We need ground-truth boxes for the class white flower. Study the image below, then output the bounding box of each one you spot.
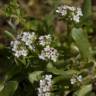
[14,49,28,57]
[11,39,28,58]
[45,75,52,81]
[20,49,28,56]
[21,32,36,50]
[68,6,76,11]
[39,54,46,60]
[40,80,46,87]
[39,46,59,62]
[11,40,22,57]
[77,8,83,16]
[70,75,83,85]
[70,78,76,85]
[11,32,37,57]
[56,5,67,16]
[38,75,52,96]
[56,5,83,23]
[14,50,21,58]
[72,8,83,23]
[73,15,80,23]
[11,40,20,52]
[77,75,82,82]
[39,34,52,46]
[21,32,36,43]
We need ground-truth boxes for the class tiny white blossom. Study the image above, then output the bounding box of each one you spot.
[70,75,83,85]
[73,15,80,23]
[21,32,36,50]
[11,40,20,52]
[39,54,46,60]
[72,8,83,23]
[77,75,82,82]
[14,50,21,58]
[38,75,52,96]
[39,34,52,46]
[11,40,28,57]
[11,32,37,57]
[14,49,28,57]
[70,78,76,85]
[56,5,83,23]
[20,49,28,56]
[77,8,83,16]
[56,5,67,16]
[68,6,76,11]
[45,75,52,81]
[21,32,36,43]
[39,46,59,62]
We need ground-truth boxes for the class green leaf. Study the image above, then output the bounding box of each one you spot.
[4,31,15,40]
[82,0,92,30]
[0,79,5,92]
[47,63,65,75]
[74,84,92,96]
[52,76,68,84]
[47,63,78,76]
[71,28,92,60]
[0,83,4,92]
[0,44,6,50]
[28,71,43,84]
[83,0,92,18]
[0,81,18,96]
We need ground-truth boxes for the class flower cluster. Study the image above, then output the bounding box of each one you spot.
[11,40,28,57]
[39,34,52,46]
[38,75,52,96]
[11,32,59,62]
[38,34,59,62]
[21,32,36,50]
[39,46,59,62]
[11,32,36,57]
[70,75,83,84]
[56,5,83,23]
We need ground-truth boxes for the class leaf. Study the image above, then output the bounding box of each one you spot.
[28,71,43,84]
[47,63,78,76]
[4,31,15,40]
[0,81,18,96]
[74,84,92,96]
[71,28,92,60]
[52,76,69,84]
[47,63,65,75]
[0,44,6,50]
[0,79,5,92]
[0,84,4,92]
[82,0,92,31]
[83,0,92,18]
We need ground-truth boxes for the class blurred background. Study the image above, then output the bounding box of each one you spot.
[0,0,96,45]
